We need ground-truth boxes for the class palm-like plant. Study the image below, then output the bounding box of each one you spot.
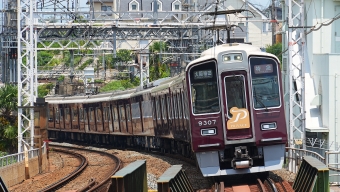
[149,41,170,81]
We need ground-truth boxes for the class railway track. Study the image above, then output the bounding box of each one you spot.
[41,144,121,192]
[215,173,294,192]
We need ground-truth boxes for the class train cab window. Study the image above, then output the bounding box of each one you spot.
[225,75,247,117]
[250,57,280,109]
[96,107,101,122]
[79,108,84,122]
[89,107,94,122]
[189,61,219,114]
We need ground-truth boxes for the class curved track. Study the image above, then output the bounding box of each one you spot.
[38,148,88,192]
[43,144,121,192]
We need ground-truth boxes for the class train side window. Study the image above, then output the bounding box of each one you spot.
[167,96,171,120]
[103,107,109,122]
[119,105,125,121]
[224,75,247,118]
[174,94,178,119]
[152,99,157,120]
[49,109,54,122]
[131,102,141,120]
[177,93,182,119]
[156,99,161,120]
[79,108,84,122]
[113,106,118,122]
[89,107,94,122]
[142,100,152,118]
[72,108,78,121]
[162,97,166,120]
[96,107,102,122]
[126,104,131,122]
[181,92,186,119]
[65,108,69,121]
[84,108,88,121]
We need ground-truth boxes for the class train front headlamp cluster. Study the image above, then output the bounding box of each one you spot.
[222,53,243,62]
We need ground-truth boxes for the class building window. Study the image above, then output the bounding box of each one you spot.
[101,5,112,11]
[263,22,272,32]
[129,0,139,11]
[151,0,162,11]
[172,0,181,11]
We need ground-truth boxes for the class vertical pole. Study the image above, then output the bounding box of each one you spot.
[272,0,276,45]
[245,0,248,43]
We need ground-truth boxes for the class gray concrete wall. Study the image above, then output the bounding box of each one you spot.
[0,153,48,187]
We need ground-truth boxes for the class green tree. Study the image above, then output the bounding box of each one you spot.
[0,84,18,153]
[149,41,170,81]
[265,42,282,64]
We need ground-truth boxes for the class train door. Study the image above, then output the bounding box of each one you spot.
[141,99,154,135]
[59,105,65,130]
[161,96,169,134]
[131,101,143,134]
[221,70,253,141]
[64,107,71,130]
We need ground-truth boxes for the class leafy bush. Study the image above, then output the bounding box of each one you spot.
[38,83,54,97]
[265,43,282,64]
[100,79,137,92]
[37,51,54,66]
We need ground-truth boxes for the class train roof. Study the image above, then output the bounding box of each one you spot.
[185,43,278,71]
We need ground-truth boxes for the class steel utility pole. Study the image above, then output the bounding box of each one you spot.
[271,0,276,44]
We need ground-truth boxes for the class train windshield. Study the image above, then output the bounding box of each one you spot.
[189,61,219,114]
[224,75,247,117]
[250,57,280,109]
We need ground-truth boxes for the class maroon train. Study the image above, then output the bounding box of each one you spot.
[46,43,287,176]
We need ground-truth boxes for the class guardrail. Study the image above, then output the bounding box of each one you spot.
[110,160,148,192]
[0,142,47,167]
[292,156,329,192]
[157,165,194,192]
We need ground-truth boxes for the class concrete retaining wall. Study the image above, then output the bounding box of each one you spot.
[0,153,48,187]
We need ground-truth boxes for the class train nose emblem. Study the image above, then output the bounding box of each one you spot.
[227,107,250,129]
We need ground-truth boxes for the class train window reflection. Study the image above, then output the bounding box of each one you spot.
[189,61,219,115]
[250,57,280,109]
[225,75,247,117]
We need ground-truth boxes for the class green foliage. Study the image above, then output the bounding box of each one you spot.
[94,79,104,83]
[0,85,18,153]
[38,83,54,97]
[100,79,136,92]
[265,43,282,64]
[57,75,65,82]
[79,58,94,70]
[149,41,170,81]
[37,51,54,66]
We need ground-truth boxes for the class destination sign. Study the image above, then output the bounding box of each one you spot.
[194,70,213,79]
[254,64,273,74]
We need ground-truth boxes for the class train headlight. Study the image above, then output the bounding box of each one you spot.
[261,122,277,130]
[222,53,243,62]
[201,128,216,136]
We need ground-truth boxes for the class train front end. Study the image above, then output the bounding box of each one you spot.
[186,44,287,177]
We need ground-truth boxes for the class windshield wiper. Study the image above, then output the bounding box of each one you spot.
[254,90,268,111]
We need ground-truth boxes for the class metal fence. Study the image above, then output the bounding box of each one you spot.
[0,142,47,167]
